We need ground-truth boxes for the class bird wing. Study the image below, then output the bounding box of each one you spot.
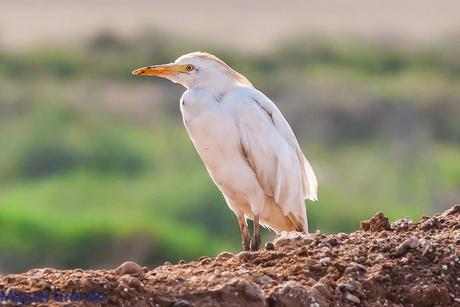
[234,86,318,228]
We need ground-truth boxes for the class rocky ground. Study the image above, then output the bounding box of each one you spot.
[0,206,459,306]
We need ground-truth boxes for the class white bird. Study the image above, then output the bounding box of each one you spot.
[132,52,318,251]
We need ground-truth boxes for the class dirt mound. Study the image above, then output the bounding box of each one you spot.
[0,206,459,306]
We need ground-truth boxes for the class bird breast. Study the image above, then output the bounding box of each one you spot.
[179,89,244,178]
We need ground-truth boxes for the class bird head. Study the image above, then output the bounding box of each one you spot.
[132,52,252,91]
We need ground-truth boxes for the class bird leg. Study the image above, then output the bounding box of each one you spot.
[250,215,261,251]
[237,214,250,251]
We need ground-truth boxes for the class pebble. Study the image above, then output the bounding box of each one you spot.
[238,268,249,275]
[189,276,199,283]
[254,275,272,285]
[217,251,234,259]
[115,261,144,276]
[273,231,312,248]
[34,269,45,278]
[351,262,366,271]
[345,293,361,304]
[200,257,211,264]
[172,300,192,307]
[394,237,419,257]
[337,233,349,240]
[265,242,275,250]
[319,257,331,266]
[237,251,252,262]
[339,283,356,292]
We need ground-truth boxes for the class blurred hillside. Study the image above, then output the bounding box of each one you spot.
[2,0,460,51]
[0,32,459,273]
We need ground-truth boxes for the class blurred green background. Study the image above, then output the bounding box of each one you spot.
[0,0,459,273]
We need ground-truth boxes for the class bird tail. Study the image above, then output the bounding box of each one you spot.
[298,152,318,202]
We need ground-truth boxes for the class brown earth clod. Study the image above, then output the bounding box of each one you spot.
[360,211,391,232]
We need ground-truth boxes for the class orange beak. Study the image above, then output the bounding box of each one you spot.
[132,64,187,76]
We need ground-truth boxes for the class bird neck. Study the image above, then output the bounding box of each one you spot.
[191,78,239,97]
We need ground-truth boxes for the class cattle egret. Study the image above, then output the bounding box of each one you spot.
[132,52,318,251]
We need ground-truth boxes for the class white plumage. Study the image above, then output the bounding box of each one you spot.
[133,52,318,251]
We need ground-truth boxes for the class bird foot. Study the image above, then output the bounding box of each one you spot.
[242,240,250,251]
[250,236,260,251]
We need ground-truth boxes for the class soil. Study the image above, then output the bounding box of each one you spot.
[0,205,459,306]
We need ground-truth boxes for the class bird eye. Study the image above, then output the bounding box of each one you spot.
[185,64,195,72]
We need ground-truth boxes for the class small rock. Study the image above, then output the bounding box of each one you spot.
[189,276,199,283]
[345,293,361,304]
[119,275,141,288]
[337,233,349,240]
[178,260,186,265]
[199,257,211,264]
[420,217,440,230]
[265,242,275,250]
[392,217,413,229]
[172,300,192,307]
[443,204,459,216]
[115,261,144,276]
[455,234,460,244]
[327,237,338,246]
[319,257,331,266]
[273,231,312,248]
[34,269,45,278]
[218,280,265,303]
[269,281,317,307]
[237,251,252,262]
[255,275,273,285]
[394,237,419,257]
[339,283,356,292]
[217,251,234,259]
[238,268,249,275]
[351,262,366,272]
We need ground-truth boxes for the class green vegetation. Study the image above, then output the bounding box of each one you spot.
[0,33,459,272]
